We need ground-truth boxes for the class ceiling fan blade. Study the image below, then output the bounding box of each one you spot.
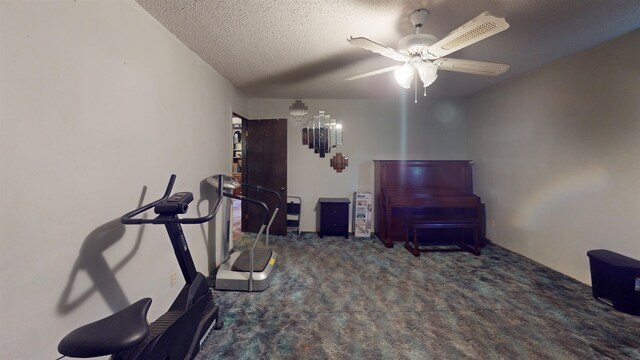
[347,37,409,62]
[434,58,510,76]
[345,65,400,81]
[426,12,509,59]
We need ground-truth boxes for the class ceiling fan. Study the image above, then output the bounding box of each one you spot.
[346,9,510,100]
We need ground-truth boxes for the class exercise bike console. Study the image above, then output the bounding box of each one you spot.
[154,192,194,215]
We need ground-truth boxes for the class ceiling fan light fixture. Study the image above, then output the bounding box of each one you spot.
[394,63,414,89]
[416,62,438,87]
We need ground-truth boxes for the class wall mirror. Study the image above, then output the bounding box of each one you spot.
[301,111,343,158]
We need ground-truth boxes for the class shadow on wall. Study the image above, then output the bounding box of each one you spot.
[56,187,147,315]
[197,178,220,276]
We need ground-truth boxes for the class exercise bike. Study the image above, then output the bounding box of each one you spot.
[207,175,279,292]
[58,174,225,359]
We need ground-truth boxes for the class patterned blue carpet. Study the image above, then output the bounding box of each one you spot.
[197,233,640,360]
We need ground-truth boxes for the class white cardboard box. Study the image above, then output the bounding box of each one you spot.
[353,192,372,238]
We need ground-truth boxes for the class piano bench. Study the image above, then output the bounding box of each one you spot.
[404,218,481,256]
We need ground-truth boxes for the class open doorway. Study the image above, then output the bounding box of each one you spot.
[231,114,244,237]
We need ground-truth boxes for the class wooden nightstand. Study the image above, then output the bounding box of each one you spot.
[317,198,350,238]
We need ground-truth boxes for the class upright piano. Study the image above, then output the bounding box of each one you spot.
[373,160,485,248]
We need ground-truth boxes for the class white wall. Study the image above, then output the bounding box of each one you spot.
[248,97,468,232]
[467,29,640,284]
[0,1,247,358]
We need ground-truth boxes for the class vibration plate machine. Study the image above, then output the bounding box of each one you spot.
[58,175,226,360]
[207,175,279,292]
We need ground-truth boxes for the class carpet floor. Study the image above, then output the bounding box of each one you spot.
[197,232,640,360]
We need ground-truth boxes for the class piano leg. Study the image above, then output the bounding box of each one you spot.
[473,227,481,255]
[404,222,420,257]
[458,227,481,255]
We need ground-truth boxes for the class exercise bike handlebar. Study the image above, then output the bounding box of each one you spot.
[223,189,272,292]
[121,174,225,225]
[240,183,281,248]
[241,183,281,210]
[223,192,270,226]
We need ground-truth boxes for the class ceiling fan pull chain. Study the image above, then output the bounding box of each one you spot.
[414,77,418,103]
[424,86,427,97]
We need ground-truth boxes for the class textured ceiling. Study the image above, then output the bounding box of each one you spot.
[136,0,640,99]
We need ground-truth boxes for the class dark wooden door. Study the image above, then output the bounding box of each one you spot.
[242,119,287,235]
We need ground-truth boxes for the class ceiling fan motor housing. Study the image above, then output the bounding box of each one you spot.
[401,9,436,56]
[409,9,429,28]
[398,34,438,55]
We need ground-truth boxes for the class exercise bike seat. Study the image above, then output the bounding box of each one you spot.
[58,297,152,358]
